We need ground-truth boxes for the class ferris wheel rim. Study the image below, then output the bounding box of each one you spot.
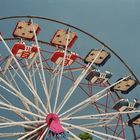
[0,15,139,85]
[0,16,139,140]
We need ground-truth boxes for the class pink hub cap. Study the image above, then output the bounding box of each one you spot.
[46,113,64,134]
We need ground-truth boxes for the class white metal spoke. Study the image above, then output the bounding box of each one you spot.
[0,116,13,123]
[2,56,13,74]
[24,62,43,116]
[0,120,45,127]
[59,75,131,117]
[0,77,46,117]
[9,63,48,114]
[0,84,45,120]
[0,125,35,130]
[61,109,140,121]
[0,94,31,121]
[7,68,31,113]
[79,122,126,129]
[53,28,71,113]
[28,135,39,140]
[34,61,52,113]
[56,46,105,114]
[0,115,35,130]
[0,34,48,113]
[48,68,57,98]
[27,66,39,121]
[48,63,64,99]
[0,85,44,120]
[0,107,44,122]
[62,67,84,74]
[28,134,39,140]
[38,127,48,140]
[28,52,39,70]
[0,132,25,138]
[61,103,89,119]
[31,64,41,117]
[0,101,45,120]
[88,133,105,140]
[63,127,81,140]
[17,123,47,140]
[61,121,125,140]
[31,19,51,113]
[63,92,109,119]
[8,68,19,83]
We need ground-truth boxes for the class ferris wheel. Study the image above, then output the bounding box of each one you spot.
[0,16,140,140]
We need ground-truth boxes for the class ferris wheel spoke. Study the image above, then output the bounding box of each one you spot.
[88,133,105,140]
[61,103,89,119]
[48,64,58,98]
[48,61,66,98]
[62,93,108,117]
[30,62,48,106]
[61,121,125,140]
[7,68,32,114]
[62,66,85,74]
[0,85,45,120]
[27,52,39,70]
[62,109,140,121]
[0,100,45,120]
[31,64,41,117]
[17,123,47,140]
[0,132,26,138]
[38,127,48,140]
[59,75,131,117]
[28,134,39,140]
[30,134,40,140]
[7,68,19,83]
[26,66,40,121]
[78,115,126,130]
[0,124,35,130]
[56,46,105,114]
[34,60,54,113]
[7,66,40,114]
[9,62,48,114]
[0,116,13,123]
[0,77,46,117]
[63,127,81,140]
[31,19,51,113]
[79,122,126,129]
[0,115,35,130]
[0,34,48,114]
[34,61,51,112]
[53,28,71,113]
[0,120,45,128]
[0,94,31,122]
[64,125,105,140]
[103,114,119,127]
[62,115,122,131]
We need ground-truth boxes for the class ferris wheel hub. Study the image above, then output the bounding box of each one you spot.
[46,113,64,134]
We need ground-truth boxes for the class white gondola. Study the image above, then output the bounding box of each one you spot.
[50,29,78,49]
[13,20,40,40]
[111,78,137,94]
[128,114,140,126]
[84,49,110,66]
[113,99,140,112]
[86,69,112,84]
